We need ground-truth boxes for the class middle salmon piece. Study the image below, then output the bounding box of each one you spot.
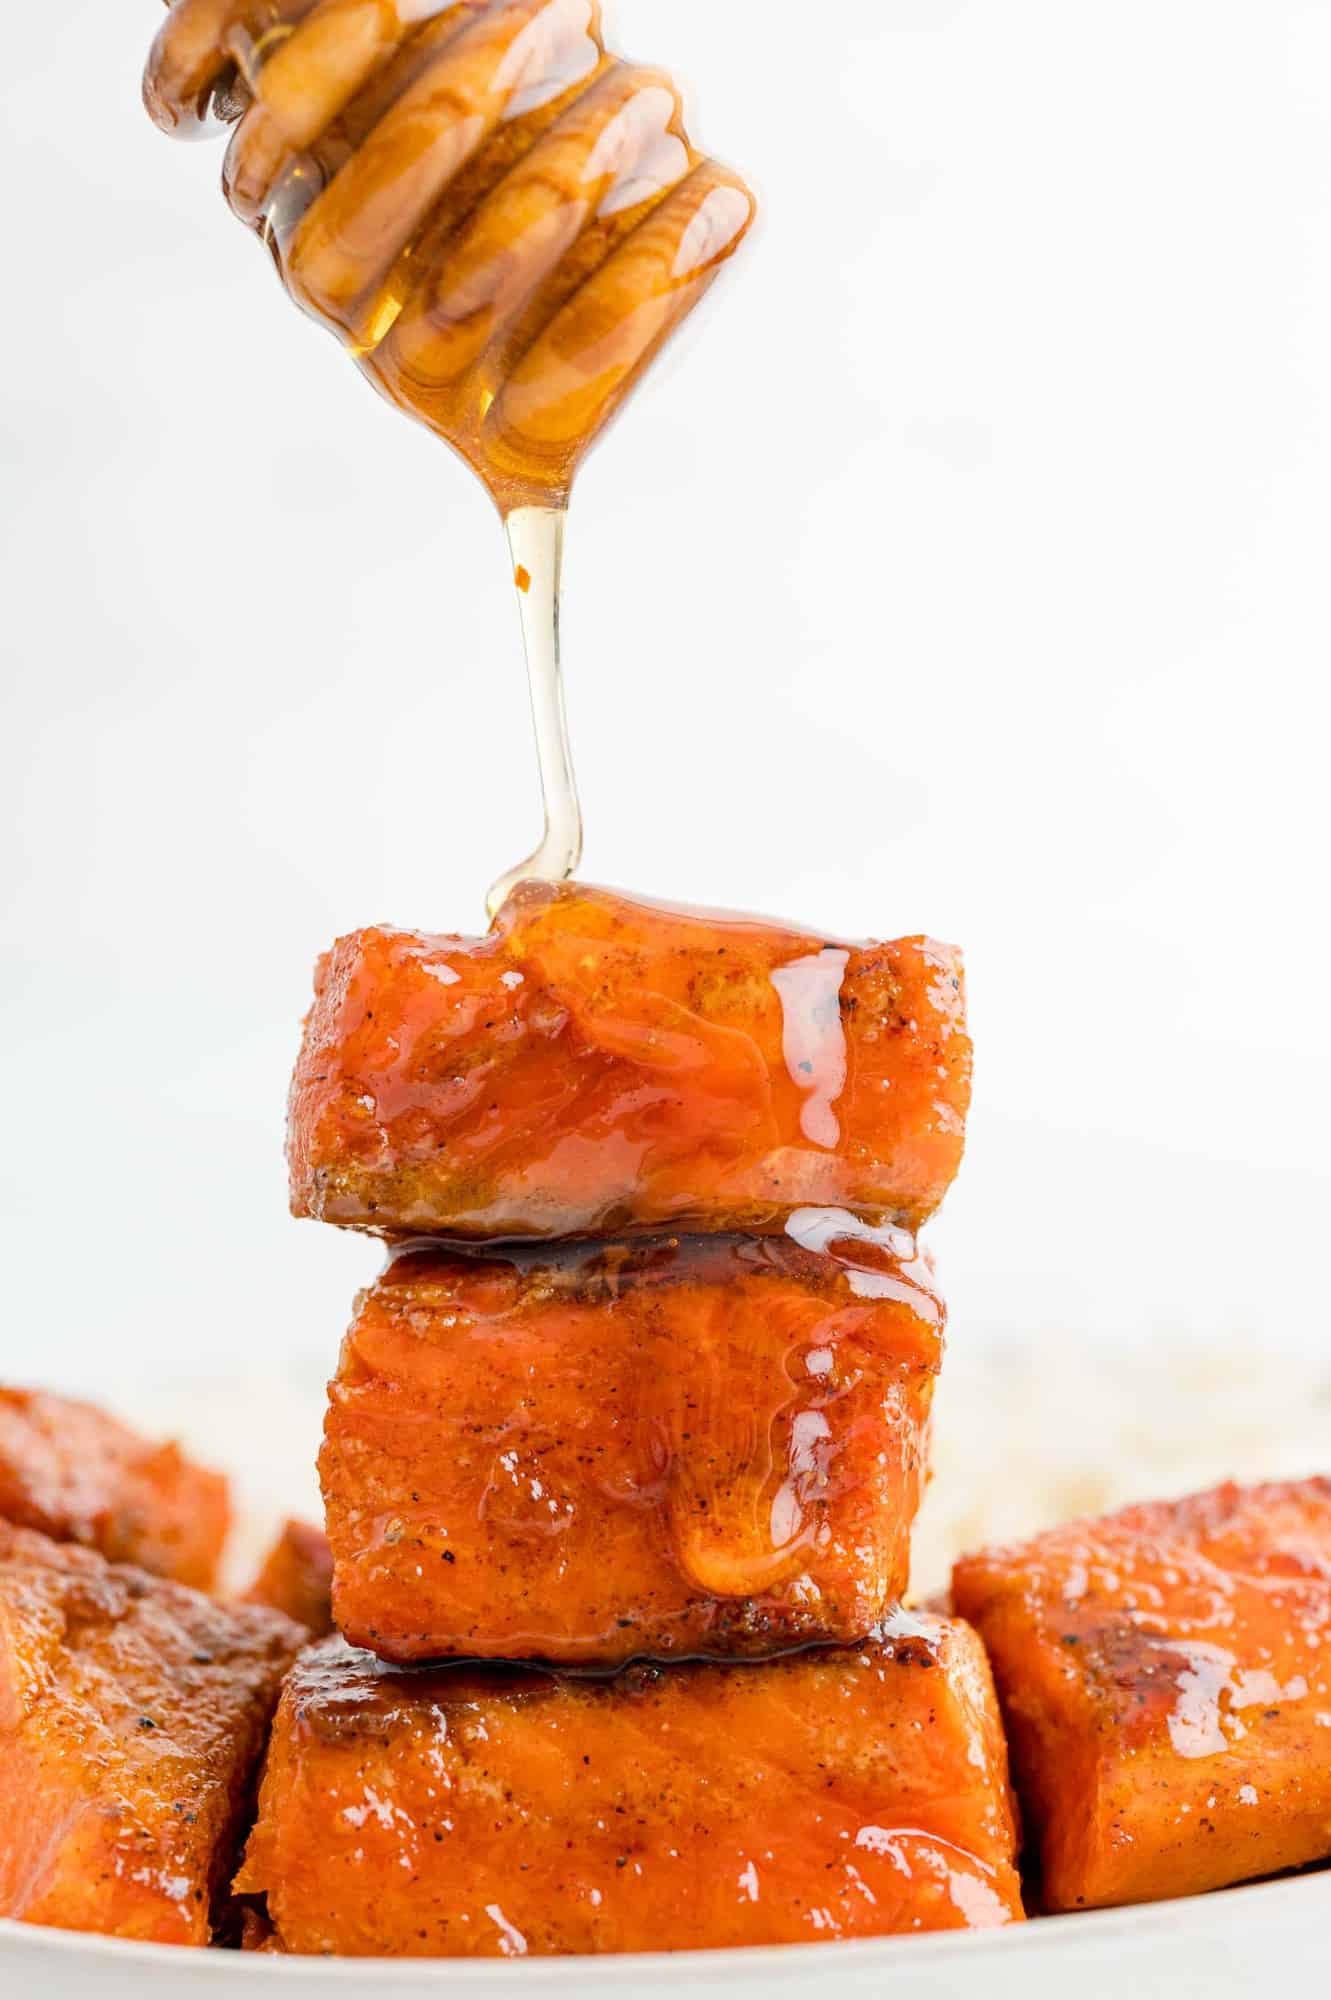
[321,1221,942,1664]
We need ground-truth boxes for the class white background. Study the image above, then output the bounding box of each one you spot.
[1,3,1328,1512]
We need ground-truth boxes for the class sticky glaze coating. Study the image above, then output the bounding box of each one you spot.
[320,1223,942,1663]
[289,881,972,1241]
[0,1522,305,1946]
[236,1620,1024,1954]
[0,1386,231,1592]
[242,1518,335,1634]
[143,1,755,511]
[952,1477,1331,1912]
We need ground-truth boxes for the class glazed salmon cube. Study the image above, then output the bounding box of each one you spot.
[236,1617,1023,1955]
[320,1222,943,1664]
[0,1386,230,1590]
[243,1520,334,1636]
[0,1522,304,1945]
[952,1477,1331,1911]
[288,880,970,1240]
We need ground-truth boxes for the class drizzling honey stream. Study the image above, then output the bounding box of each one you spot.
[144,0,755,911]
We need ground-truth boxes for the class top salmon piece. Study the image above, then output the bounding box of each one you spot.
[288,881,971,1239]
[952,1477,1331,1912]
[0,1386,230,1591]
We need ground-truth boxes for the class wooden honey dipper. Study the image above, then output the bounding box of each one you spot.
[143,0,755,513]
[143,0,755,906]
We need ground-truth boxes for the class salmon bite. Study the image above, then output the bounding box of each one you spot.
[235,1620,1024,1955]
[319,1228,944,1664]
[0,1387,231,1592]
[288,881,972,1241]
[953,1478,1331,1911]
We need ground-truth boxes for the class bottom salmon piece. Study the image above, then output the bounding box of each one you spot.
[236,1617,1023,1956]
[953,1477,1331,1911]
[0,1385,230,1590]
[0,1522,305,1945]
[243,1520,334,1636]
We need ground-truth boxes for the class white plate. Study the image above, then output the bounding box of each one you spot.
[3,1874,1328,1999]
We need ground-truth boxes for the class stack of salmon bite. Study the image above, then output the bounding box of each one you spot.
[235,881,1027,1955]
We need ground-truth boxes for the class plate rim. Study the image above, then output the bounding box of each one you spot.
[0,1868,1326,1981]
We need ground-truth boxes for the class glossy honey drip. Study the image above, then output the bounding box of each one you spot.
[487,504,581,916]
[144,0,755,906]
